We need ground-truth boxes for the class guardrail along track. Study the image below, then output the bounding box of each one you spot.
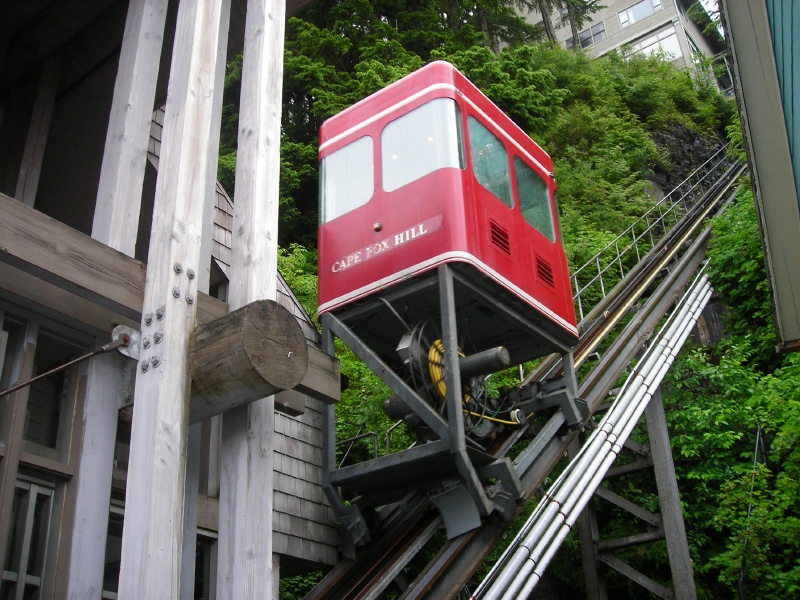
[307,160,745,600]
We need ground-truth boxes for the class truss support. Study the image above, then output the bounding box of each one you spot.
[577,385,696,600]
[321,265,529,555]
[646,387,697,599]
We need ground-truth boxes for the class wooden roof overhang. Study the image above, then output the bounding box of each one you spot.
[720,0,800,353]
[0,0,315,99]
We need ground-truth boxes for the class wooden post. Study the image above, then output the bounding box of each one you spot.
[569,437,606,600]
[0,322,38,574]
[179,3,230,592]
[118,0,231,597]
[15,59,58,207]
[645,387,697,600]
[65,352,126,599]
[64,4,170,597]
[217,0,285,596]
[91,0,169,257]
[180,424,202,600]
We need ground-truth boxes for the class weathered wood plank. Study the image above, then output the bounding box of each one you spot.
[217,0,286,595]
[0,191,227,328]
[0,191,146,321]
[295,346,340,405]
[92,0,168,257]
[118,0,231,596]
[189,300,308,423]
[0,261,138,337]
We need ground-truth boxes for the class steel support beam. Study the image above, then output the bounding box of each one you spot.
[646,387,697,599]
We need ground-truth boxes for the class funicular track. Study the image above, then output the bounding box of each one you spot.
[307,156,746,600]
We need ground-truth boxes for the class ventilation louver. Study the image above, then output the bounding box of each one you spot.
[536,256,554,287]
[490,220,510,254]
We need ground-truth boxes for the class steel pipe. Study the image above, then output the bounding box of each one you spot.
[476,274,712,599]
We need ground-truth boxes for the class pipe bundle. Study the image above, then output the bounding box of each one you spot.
[474,273,713,599]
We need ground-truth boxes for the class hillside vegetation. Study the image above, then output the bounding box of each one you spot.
[223,1,799,597]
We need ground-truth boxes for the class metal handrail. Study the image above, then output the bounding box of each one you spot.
[570,145,734,322]
[337,429,379,467]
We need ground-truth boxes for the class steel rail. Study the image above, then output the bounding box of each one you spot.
[306,161,745,600]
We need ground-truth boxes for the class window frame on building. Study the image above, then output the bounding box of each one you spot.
[619,0,664,28]
[565,21,607,49]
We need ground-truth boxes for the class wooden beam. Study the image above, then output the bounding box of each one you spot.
[218,0,286,595]
[274,389,307,417]
[92,0,168,257]
[295,345,340,405]
[197,493,220,531]
[189,299,308,423]
[118,0,231,596]
[595,486,661,528]
[0,261,138,338]
[0,191,146,321]
[598,554,674,600]
[0,191,226,328]
[645,388,697,600]
[597,528,665,551]
[15,59,58,207]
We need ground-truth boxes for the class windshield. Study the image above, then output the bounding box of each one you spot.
[381,98,464,192]
[320,136,374,223]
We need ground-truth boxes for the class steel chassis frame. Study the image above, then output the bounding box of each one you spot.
[321,264,577,555]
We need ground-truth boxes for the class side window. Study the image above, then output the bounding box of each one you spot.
[381,98,464,192]
[320,136,373,223]
[514,156,555,242]
[468,116,513,209]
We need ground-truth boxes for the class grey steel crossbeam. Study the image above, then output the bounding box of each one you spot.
[598,554,675,599]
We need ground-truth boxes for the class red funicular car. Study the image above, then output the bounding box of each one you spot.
[317,62,583,551]
[318,61,577,366]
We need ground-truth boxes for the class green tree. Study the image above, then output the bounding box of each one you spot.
[563,0,605,49]
[705,187,776,369]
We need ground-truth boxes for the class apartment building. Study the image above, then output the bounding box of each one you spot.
[528,0,724,70]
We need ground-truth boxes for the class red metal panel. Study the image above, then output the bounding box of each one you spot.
[318,61,577,340]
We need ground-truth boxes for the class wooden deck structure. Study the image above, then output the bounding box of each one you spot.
[0,1,339,598]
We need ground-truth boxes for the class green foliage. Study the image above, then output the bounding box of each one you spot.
[659,345,800,598]
[279,570,323,599]
[725,113,747,162]
[706,187,776,368]
[277,244,318,321]
[647,187,800,596]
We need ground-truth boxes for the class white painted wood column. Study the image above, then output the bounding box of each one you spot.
[118,0,231,597]
[66,3,169,598]
[91,0,168,257]
[217,0,285,596]
[66,352,126,600]
[179,1,230,595]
